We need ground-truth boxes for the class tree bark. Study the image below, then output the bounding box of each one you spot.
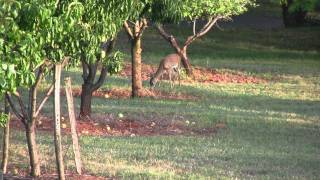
[1,99,10,174]
[79,82,93,118]
[131,37,143,98]
[180,46,193,75]
[25,122,40,177]
[79,40,114,117]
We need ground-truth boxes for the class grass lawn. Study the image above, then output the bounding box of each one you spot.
[1,1,320,179]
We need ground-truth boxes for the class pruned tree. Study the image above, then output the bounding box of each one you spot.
[69,0,128,118]
[0,0,81,177]
[123,1,152,98]
[152,0,254,75]
[123,0,184,97]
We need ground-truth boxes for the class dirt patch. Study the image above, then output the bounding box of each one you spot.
[63,87,196,100]
[10,114,226,137]
[120,63,266,84]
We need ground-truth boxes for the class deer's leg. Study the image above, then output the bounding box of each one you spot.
[177,68,181,86]
[169,70,173,88]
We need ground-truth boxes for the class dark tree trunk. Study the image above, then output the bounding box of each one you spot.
[80,83,93,118]
[79,40,114,118]
[131,37,143,98]
[1,99,10,174]
[282,0,307,27]
[25,122,40,177]
[26,74,42,177]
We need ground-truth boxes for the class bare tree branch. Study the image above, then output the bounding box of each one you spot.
[5,93,25,126]
[92,67,108,92]
[184,16,224,47]
[81,60,89,81]
[35,84,54,117]
[136,18,148,38]
[155,24,182,54]
[13,91,29,121]
[124,21,134,39]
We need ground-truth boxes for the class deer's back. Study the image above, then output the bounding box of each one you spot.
[162,54,181,70]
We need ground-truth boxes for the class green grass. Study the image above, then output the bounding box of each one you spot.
[1,3,320,179]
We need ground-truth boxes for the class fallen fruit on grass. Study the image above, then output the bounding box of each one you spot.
[61,123,67,129]
[104,94,110,98]
[118,113,124,118]
[82,130,89,134]
[106,126,111,131]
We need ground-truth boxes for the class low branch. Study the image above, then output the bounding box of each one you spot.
[91,67,108,92]
[81,60,89,81]
[5,93,26,126]
[124,21,134,39]
[13,91,29,121]
[87,63,97,83]
[35,84,54,117]
[136,18,148,38]
[34,65,45,89]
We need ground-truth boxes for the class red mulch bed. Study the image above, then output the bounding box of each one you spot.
[120,63,266,84]
[10,114,225,137]
[63,87,197,100]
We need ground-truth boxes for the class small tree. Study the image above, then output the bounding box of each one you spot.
[123,0,182,97]
[280,0,320,27]
[69,0,129,118]
[153,0,254,75]
[123,1,151,98]
[1,0,81,176]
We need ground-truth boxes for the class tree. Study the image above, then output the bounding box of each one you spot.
[69,0,128,118]
[1,0,81,176]
[280,0,320,26]
[123,0,183,97]
[153,0,254,75]
[123,1,151,98]
[1,1,44,176]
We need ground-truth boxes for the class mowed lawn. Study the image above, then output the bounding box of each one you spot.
[2,4,320,180]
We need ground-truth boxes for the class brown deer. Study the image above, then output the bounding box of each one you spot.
[150,53,181,88]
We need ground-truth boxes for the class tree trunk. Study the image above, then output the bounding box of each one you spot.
[25,122,40,177]
[26,83,41,177]
[282,0,307,27]
[180,46,193,75]
[131,37,143,98]
[1,99,10,174]
[79,83,93,118]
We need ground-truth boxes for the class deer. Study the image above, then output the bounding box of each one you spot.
[150,53,181,88]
